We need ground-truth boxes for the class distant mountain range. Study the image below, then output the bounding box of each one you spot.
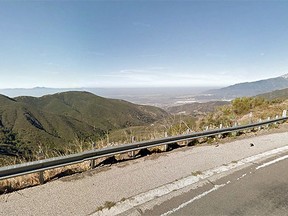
[197,74,288,101]
[0,91,167,159]
[0,87,103,98]
[1,74,288,107]
[0,87,211,108]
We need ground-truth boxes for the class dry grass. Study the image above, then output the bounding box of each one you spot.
[1,121,286,194]
[200,99,288,128]
[0,161,91,194]
[1,98,287,194]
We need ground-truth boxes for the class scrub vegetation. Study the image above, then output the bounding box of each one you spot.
[0,91,287,168]
[0,91,287,193]
[0,91,168,166]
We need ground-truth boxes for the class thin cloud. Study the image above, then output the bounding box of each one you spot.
[119,67,166,75]
[119,69,152,74]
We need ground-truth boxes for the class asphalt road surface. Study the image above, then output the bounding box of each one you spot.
[145,153,288,216]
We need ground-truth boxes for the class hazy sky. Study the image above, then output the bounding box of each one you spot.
[1,1,288,88]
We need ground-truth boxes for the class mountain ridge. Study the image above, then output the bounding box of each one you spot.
[255,87,288,100]
[197,74,288,100]
[0,91,168,160]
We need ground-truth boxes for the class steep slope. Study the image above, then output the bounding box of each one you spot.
[0,92,168,159]
[197,74,288,101]
[15,91,167,130]
[255,88,288,100]
[166,101,229,116]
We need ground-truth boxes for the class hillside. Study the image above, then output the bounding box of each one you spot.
[166,101,229,116]
[0,91,168,162]
[256,88,288,100]
[15,91,167,130]
[197,74,288,101]
[198,97,288,131]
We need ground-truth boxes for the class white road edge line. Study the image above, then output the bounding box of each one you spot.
[160,184,226,216]
[256,155,288,170]
[92,145,288,216]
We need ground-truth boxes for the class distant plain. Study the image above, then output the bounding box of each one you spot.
[0,86,217,108]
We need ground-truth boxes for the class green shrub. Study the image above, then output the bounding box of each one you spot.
[232,97,268,115]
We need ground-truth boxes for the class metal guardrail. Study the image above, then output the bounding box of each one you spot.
[0,116,287,181]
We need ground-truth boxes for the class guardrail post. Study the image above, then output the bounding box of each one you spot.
[90,159,96,169]
[90,142,97,169]
[205,126,209,131]
[130,136,136,157]
[258,119,262,130]
[39,171,45,184]
[231,122,238,136]
[274,115,279,124]
[282,110,287,117]
[218,124,223,138]
[266,117,270,128]
[163,132,168,151]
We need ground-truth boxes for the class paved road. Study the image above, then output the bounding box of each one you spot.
[146,153,288,216]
